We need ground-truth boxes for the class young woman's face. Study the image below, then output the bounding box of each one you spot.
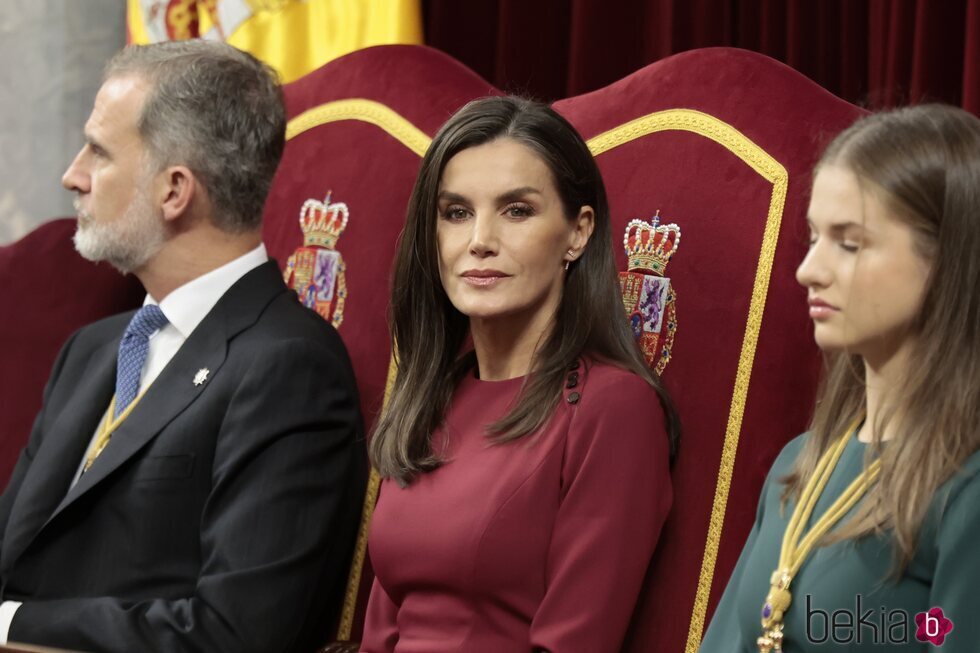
[796,164,932,363]
[435,137,593,328]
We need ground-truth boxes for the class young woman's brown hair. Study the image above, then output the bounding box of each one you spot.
[782,104,980,573]
[370,96,679,485]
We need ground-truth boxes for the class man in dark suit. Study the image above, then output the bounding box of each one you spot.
[0,41,366,652]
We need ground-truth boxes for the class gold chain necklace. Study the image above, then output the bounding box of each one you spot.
[757,420,881,652]
[83,393,146,472]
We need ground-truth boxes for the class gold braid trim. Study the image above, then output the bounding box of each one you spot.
[286,99,432,156]
[586,108,788,653]
[285,102,425,640]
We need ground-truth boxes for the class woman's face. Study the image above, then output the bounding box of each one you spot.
[436,137,593,329]
[796,164,932,363]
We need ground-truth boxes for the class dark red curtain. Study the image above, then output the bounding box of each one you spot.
[423,0,980,115]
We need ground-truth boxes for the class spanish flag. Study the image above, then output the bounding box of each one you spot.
[126,0,423,83]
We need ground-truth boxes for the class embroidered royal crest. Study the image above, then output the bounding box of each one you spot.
[283,192,349,328]
[619,211,681,374]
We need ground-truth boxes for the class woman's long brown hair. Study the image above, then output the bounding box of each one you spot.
[782,104,980,574]
[370,96,680,485]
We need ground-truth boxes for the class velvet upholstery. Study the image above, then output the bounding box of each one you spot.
[0,45,862,652]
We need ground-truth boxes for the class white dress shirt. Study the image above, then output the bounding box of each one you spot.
[0,243,269,644]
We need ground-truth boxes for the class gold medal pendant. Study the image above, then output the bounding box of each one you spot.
[757,570,792,651]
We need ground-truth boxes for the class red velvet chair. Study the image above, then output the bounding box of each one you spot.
[554,48,864,652]
[0,45,862,652]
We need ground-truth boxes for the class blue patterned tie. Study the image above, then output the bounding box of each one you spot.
[114,305,169,419]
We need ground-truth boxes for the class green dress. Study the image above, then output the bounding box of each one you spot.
[699,433,980,652]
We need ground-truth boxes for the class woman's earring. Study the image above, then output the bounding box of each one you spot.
[564,260,570,271]
[565,249,575,271]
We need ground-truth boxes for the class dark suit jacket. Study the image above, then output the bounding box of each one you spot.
[0,261,367,653]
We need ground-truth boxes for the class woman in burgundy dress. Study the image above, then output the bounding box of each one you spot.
[360,96,678,653]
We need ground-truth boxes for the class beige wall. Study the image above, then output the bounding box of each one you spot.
[0,0,125,245]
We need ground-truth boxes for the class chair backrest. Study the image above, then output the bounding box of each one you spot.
[552,47,863,652]
[268,44,863,652]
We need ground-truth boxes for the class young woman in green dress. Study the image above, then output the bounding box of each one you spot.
[700,104,980,652]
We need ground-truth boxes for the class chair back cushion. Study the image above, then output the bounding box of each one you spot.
[554,47,863,651]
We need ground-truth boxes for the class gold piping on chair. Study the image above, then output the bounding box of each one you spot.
[588,108,788,653]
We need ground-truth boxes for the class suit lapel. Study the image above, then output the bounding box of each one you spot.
[44,261,287,524]
[0,335,118,572]
[52,328,229,516]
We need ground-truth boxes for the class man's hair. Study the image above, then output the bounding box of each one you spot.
[105,40,286,233]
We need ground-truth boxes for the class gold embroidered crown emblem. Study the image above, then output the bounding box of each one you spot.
[623,210,681,275]
[299,192,349,249]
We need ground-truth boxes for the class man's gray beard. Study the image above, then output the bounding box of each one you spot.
[73,193,166,274]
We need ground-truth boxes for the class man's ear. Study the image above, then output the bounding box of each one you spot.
[159,165,197,223]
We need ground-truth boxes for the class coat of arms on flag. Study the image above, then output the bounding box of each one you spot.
[283,192,348,328]
[134,0,286,43]
[619,211,681,374]
[128,0,423,83]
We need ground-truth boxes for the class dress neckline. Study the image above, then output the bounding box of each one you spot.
[464,368,528,388]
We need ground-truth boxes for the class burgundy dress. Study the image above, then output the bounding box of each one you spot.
[360,361,672,653]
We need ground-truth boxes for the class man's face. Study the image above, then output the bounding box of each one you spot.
[62,75,165,274]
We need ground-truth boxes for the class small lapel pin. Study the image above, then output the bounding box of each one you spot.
[193,368,210,386]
